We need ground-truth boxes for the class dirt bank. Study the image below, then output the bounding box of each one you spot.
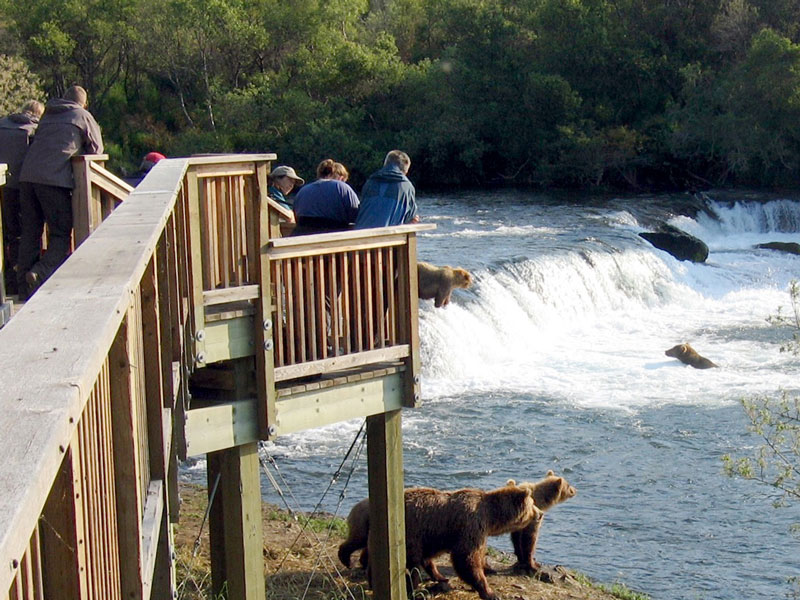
[174,483,646,600]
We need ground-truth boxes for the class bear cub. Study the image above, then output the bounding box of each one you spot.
[506,471,577,573]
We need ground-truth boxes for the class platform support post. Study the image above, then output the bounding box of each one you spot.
[367,410,406,600]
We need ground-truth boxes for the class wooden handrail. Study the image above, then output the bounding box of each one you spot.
[0,157,196,597]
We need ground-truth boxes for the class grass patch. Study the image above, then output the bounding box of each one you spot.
[572,572,650,600]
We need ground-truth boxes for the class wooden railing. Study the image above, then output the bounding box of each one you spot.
[268,226,430,381]
[0,154,276,599]
[0,151,425,600]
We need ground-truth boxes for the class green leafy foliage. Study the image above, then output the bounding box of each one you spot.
[0,54,44,115]
[1,0,799,188]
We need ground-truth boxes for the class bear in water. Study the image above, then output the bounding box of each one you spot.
[665,343,718,369]
[418,261,472,307]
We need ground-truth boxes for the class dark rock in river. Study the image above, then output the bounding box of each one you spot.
[639,223,709,263]
[756,241,800,255]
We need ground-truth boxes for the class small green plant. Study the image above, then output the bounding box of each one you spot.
[723,280,800,507]
[572,572,651,600]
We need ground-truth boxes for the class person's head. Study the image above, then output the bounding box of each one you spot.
[269,165,304,194]
[139,151,166,173]
[21,100,44,119]
[316,159,337,180]
[315,159,350,182]
[63,85,88,108]
[333,162,349,182]
[383,150,411,174]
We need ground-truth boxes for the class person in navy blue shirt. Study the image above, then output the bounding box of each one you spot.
[354,150,419,229]
[292,159,360,235]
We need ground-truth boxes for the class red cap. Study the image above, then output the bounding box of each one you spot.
[144,152,166,163]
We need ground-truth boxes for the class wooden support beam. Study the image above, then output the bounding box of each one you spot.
[207,442,265,600]
[366,410,406,600]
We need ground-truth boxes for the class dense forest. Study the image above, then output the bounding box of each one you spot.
[1,0,799,190]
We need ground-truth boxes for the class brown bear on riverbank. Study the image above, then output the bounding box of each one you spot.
[665,343,718,369]
[338,484,542,600]
[506,472,577,573]
[418,261,473,307]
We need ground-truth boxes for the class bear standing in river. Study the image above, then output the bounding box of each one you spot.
[665,343,718,369]
[506,471,577,573]
[339,484,541,600]
[418,261,472,307]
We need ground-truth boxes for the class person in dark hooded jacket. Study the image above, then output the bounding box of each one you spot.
[354,150,419,229]
[16,85,103,298]
[0,100,44,295]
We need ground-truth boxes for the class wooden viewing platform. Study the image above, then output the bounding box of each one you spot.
[0,154,432,600]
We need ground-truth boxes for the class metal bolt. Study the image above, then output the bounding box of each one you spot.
[414,375,420,384]
[263,339,273,351]
[263,319,272,330]
[195,329,205,342]
[268,425,277,436]
[195,352,206,364]
[11,559,18,569]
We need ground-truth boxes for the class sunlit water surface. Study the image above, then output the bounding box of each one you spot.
[184,191,800,600]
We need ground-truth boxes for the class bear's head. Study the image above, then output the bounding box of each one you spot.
[507,470,577,512]
[665,343,690,359]
[452,268,473,289]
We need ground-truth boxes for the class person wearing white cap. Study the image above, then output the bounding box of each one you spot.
[268,165,304,212]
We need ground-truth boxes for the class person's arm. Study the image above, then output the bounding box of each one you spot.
[83,114,104,154]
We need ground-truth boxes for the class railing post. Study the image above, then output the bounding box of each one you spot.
[39,447,85,599]
[366,410,407,600]
[0,166,10,328]
[397,233,421,407]
[110,313,146,599]
[71,156,94,247]
[254,161,278,439]
[185,167,207,367]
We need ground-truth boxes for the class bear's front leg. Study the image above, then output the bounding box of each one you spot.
[423,558,450,583]
[451,549,497,600]
[510,519,542,573]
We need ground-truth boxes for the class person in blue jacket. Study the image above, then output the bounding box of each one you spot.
[354,150,419,229]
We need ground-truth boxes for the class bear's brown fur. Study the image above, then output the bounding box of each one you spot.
[665,343,718,369]
[338,485,541,600]
[418,261,473,308]
[506,471,577,573]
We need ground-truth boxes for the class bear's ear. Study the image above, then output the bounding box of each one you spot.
[506,478,517,486]
[546,470,555,477]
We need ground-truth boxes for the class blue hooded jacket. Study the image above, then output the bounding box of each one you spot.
[354,164,417,229]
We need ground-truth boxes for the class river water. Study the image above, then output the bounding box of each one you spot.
[185,190,800,599]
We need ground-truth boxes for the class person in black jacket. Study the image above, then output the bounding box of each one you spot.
[16,86,103,298]
[0,100,44,296]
